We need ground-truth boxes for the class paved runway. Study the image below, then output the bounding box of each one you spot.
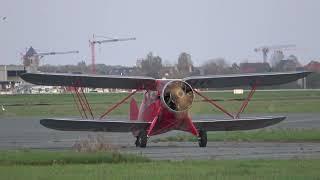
[0,113,320,160]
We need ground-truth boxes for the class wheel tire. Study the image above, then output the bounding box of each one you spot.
[198,130,207,147]
[139,131,148,148]
[135,136,140,147]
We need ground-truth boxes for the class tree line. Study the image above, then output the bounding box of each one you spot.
[38,51,319,88]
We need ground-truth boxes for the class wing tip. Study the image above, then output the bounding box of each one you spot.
[20,73,37,84]
[271,116,286,124]
[19,73,29,84]
[19,72,28,80]
[302,71,313,77]
[40,119,52,128]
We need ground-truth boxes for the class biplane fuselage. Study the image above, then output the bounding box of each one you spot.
[136,80,198,137]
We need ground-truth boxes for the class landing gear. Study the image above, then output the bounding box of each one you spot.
[135,131,148,148]
[198,130,207,147]
[135,136,140,147]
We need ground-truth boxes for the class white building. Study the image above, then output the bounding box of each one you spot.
[0,65,26,90]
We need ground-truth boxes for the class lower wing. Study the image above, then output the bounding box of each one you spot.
[40,118,151,132]
[193,116,285,131]
[41,117,284,132]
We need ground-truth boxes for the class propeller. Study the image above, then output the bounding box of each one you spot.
[161,80,194,112]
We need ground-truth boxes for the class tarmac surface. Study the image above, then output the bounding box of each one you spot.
[0,113,320,160]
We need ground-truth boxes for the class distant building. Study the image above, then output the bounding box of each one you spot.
[0,65,26,82]
[22,47,40,73]
[240,62,271,73]
[0,65,26,90]
[160,66,176,78]
[305,61,320,72]
[108,66,136,76]
[136,59,143,68]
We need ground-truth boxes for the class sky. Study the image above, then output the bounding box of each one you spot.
[0,0,319,66]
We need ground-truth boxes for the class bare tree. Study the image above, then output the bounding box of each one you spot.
[270,51,284,67]
[140,52,163,78]
[177,52,193,77]
[202,58,229,75]
[230,62,240,74]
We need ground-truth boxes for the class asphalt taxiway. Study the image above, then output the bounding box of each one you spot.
[0,113,319,160]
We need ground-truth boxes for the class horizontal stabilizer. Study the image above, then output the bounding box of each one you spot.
[184,71,311,88]
[193,116,285,131]
[20,73,157,90]
[40,118,150,132]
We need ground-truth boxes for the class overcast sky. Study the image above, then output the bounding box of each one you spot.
[1,0,319,66]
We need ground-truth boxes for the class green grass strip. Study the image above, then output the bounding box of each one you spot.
[1,159,320,180]
[0,150,150,165]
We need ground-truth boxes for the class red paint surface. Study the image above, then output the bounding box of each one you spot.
[129,98,139,120]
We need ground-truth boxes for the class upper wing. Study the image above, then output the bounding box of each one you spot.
[184,71,311,89]
[193,116,285,131]
[20,73,157,90]
[40,118,151,132]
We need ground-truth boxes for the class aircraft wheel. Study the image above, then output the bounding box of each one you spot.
[138,131,148,148]
[135,136,140,147]
[198,130,207,147]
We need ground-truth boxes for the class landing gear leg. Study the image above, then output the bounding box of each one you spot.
[136,131,148,148]
[198,130,207,147]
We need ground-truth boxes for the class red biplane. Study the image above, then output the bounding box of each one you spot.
[21,71,311,148]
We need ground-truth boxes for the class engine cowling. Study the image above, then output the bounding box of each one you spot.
[161,80,194,112]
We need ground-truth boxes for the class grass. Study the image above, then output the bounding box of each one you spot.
[153,129,320,143]
[0,150,150,166]
[0,159,320,180]
[0,90,319,117]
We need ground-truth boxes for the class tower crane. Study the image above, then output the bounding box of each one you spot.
[89,35,136,74]
[36,50,79,57]
[254,44,296,63]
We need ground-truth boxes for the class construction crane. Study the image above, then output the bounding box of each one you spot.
[89,35,136,74]
[22,46,79,73]
[37,50,79,57]
[254,44,296,63]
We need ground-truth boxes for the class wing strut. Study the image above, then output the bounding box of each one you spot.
[194,83,258,119]
[194,90,234,119]
[147,106,161,136]
[71,87,85,119]
[99,90,137,119]
[71,86,95,119]
[235,84,257,118]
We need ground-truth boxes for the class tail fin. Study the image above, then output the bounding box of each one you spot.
[129,98,139,121]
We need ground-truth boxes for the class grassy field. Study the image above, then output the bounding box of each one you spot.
[0,150,149,165]
[1,159,320,179]
[0,150,319,180]
[153,129,320,143]
[0,90,319,117]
